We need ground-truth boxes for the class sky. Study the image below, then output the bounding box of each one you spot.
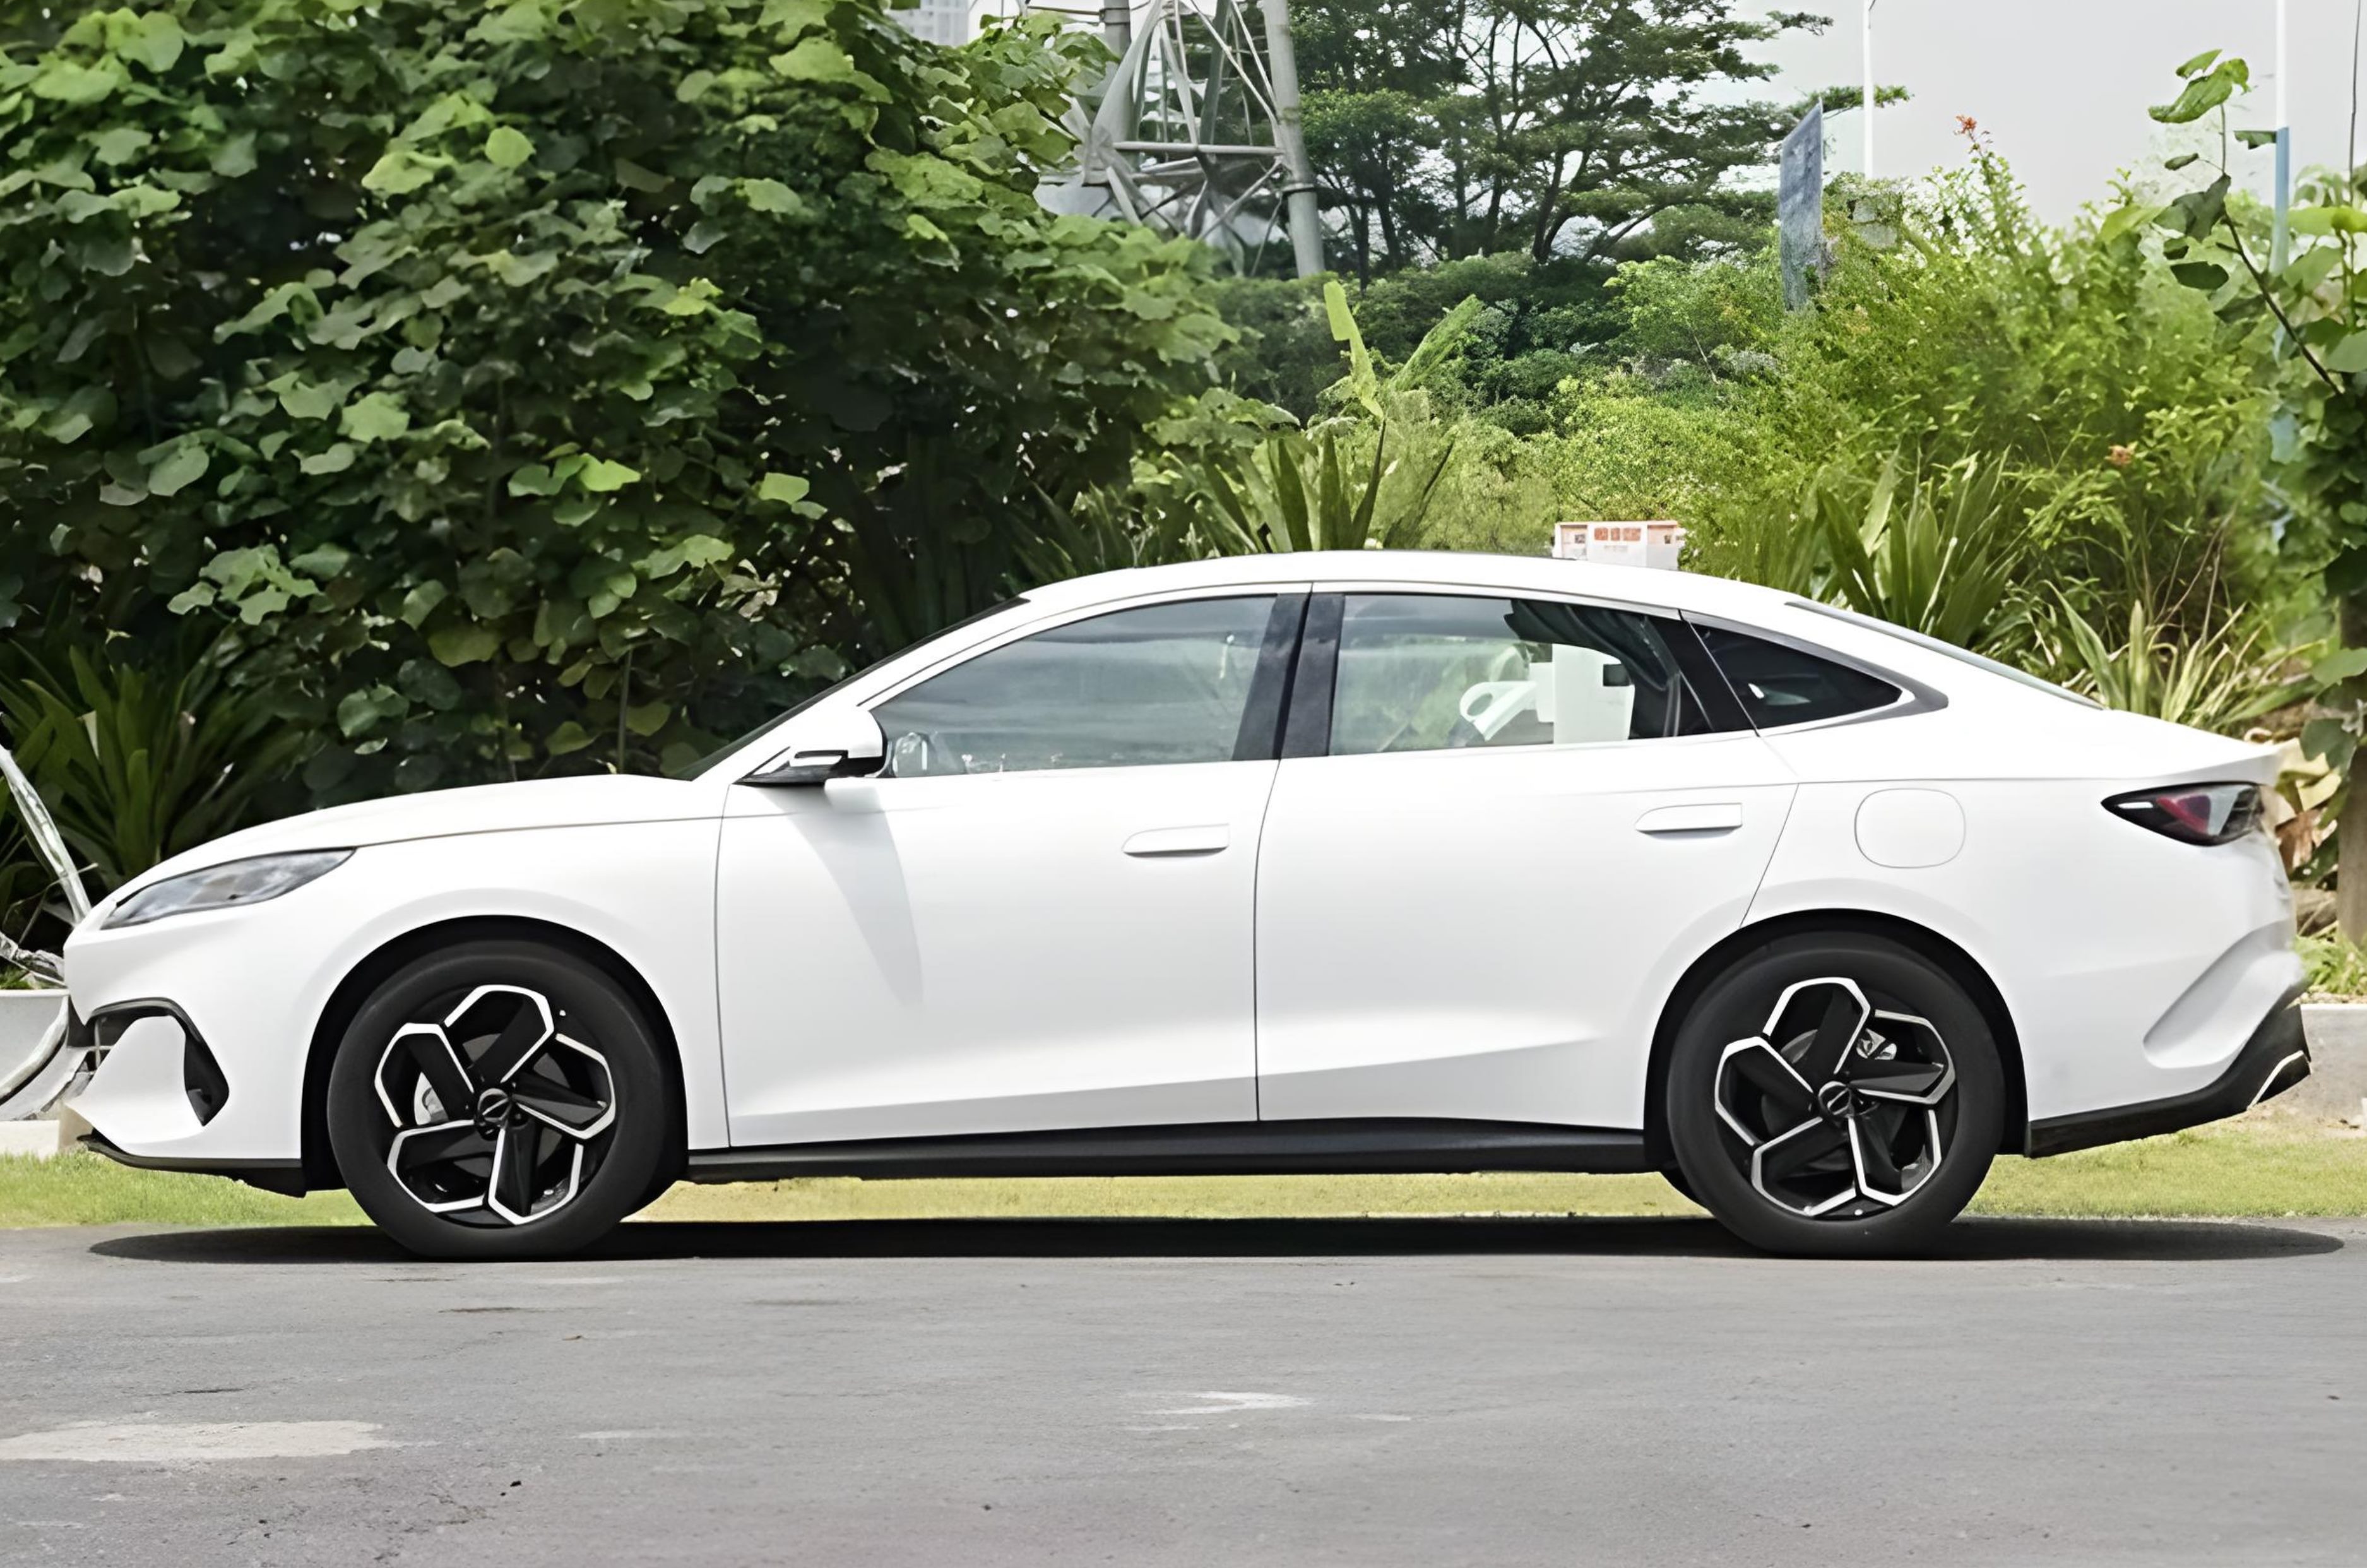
[1748,0,2367,220]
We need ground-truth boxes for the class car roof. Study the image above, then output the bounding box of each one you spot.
[1020,551,1798,621]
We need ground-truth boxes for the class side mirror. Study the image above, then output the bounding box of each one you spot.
[741,708,887,788]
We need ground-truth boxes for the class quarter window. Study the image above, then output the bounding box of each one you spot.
[873,596,1277,776]
[1327,594,1720,756]
[1695,625,1902,728]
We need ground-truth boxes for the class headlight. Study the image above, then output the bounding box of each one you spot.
[104,850,353,929]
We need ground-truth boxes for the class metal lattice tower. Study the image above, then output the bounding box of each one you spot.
[1035,0,1324,277]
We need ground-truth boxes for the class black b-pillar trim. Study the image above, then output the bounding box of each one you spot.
[1233,592,1310,763]
[1279,592,1343,760]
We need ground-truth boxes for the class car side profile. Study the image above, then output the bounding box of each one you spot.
[60,552,2310,1257]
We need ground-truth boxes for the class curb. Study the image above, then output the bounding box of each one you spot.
[2298,1004,2367,1120]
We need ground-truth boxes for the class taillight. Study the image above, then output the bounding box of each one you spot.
[2103,783,2263,846]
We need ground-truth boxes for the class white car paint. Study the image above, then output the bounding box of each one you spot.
[59,550,2296,1179]
[1254,718,1796,1127]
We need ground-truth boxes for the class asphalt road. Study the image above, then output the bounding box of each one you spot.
[1,1215,2363,1566]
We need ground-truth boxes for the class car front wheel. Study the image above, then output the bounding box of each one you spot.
[1666,934,2003,1257]
[326,939,671,1260]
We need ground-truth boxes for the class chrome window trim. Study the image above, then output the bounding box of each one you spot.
[1681,611,1949,734]
[1307,581,1741,755]
[1787,598,2100,709]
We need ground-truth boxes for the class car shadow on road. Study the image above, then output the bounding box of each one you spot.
[87,1213,2346,1266]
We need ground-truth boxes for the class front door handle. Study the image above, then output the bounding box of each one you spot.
[1124,824,1230,857]
[1635,802,1743,836]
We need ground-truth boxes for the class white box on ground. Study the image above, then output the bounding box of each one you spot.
[0,1119,64,1158]
[1552,520,1687,569]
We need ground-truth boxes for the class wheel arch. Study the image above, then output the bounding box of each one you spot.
[1642,910,2027,1168]
[299,915,687,1192]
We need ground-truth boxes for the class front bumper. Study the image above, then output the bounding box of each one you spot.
[2026,985,2310,1157]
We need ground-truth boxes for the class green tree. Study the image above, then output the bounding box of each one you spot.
[1214,251,1620,425]
[1295,0,1828,268]
[0,0,1233,797]
[2128,49,2367,929]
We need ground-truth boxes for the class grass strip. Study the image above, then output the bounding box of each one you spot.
[3,1115,2359,1230]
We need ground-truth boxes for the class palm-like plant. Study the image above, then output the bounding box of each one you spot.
[2035,591,2300,736]
[1808,454,2027,655]
[1192,283,1474,555]
[0,643,315,891]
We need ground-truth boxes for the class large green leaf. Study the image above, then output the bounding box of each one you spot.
[2148,58,2247,124]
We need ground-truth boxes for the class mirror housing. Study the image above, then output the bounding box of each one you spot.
[741,708,887,788]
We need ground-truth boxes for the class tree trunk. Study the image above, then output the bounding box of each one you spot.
[2339,780,2367,944]
[2337,597,2367,943]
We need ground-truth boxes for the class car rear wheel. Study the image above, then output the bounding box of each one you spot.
[1666,934,2003,1257]
[326,939,671,1260]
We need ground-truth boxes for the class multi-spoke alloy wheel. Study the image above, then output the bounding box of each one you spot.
[376,985,617,1226]
[1712,977,1956,1221]
[1665,934,2003,1257]
[328,940,670,1260]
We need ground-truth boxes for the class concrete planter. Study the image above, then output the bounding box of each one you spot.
[0,989,73,1153]
[0,989,68,1093]
[2298,1004,2367,1121]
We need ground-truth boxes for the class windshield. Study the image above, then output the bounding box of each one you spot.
[686,597,1034,777]
[1787,600,2099,708]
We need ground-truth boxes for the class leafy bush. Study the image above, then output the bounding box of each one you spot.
[0,634,312,891]
[1521,143,2298,728]
[1213,252,1622,424]
[2032,594,2298,735]
[1801,454,2026,655]
[0,0,1233,797]
[2298,931,2367,999]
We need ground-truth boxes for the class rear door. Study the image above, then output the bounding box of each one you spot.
[1253,587,1796,1131]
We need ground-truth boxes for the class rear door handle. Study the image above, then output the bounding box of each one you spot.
[1124,824,1230,857]
[1635,802,1743,836]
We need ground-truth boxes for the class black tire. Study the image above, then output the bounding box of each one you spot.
[1658,1164,1700,1205]
[326,939,672,1261]
[1665,934,2003,1258]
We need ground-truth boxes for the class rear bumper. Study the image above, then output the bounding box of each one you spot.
[2026,985,2310,1157]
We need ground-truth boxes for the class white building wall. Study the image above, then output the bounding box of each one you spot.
[892,0,975,45]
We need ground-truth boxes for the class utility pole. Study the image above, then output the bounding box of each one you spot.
[1861,0,1877,178]
[1100,0,1130,57]
[2272,0,2292,272]
[1260,0,1326,277]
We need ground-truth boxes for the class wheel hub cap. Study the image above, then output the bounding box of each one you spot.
[471,1085,519,1140]
[1813,1079,1866,1122]
[1712,977,1958,1220]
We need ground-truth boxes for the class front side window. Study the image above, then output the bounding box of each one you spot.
[1327,594,1718,757]
[874,596,1276,776]
[1695,624,1902,728]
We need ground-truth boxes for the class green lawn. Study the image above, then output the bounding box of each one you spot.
[4,1112,2361,1230]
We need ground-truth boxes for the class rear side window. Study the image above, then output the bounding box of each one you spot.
[1328,594,1723,756]
[1696,625,1901,729]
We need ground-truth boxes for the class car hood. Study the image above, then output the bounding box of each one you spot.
[110,776,718,898]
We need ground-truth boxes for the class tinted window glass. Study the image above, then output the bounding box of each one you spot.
[874,597,1275,776]
[695,598,1033,776]
[1697,625,1901,728]
[1329,595,1717,756]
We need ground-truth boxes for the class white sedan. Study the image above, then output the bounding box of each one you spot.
[61,552,2309,1257]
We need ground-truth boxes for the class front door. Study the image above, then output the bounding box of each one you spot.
[1254,590,1796,1130]
[716,591,1300,1147]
